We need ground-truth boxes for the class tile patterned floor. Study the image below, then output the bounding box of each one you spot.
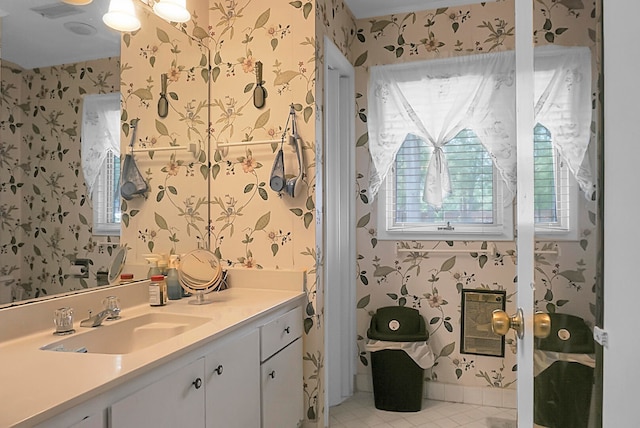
[329,392,517,428]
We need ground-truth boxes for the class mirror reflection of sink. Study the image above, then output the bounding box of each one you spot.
[40,313,211,355]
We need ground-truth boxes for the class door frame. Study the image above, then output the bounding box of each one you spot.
[323,36,356,421]
[602,2,639,426]
[514,1,535,425]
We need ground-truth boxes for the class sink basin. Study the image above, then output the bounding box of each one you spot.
[40,313,211,355]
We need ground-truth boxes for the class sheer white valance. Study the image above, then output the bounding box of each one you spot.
[534,46,594,199]
[366,45,593,207]
[81,93,121,197]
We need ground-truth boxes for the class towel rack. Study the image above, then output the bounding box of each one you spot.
[132,145,188,153]
[395,244,559,257]
[216,139,282,148]
[396,246,498,256]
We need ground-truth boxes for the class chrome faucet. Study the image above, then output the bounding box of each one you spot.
[80,308,121,327]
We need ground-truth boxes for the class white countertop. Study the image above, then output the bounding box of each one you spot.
[0,283,305,427]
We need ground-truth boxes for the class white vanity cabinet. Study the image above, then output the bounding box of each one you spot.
[204,330,260,428]
[109,330,261,428]
[260,307,304,428]
[110,357,206,427]
[17,291,305,428]
[69,414,105,428]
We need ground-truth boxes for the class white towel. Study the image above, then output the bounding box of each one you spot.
[365,340,435,369]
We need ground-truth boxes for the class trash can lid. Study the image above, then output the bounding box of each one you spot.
[367,306,428,341]
[535,313,595,353]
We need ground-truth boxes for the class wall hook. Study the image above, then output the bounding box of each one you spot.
[253,61,266,109]
[158,73,169,118]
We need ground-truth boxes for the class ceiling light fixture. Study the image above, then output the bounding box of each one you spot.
[103,0,141,32]
[153,0,191,23]
[64,21,98,36]
[62,0,93,5]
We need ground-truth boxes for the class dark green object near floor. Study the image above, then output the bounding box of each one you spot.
[367,306,428,412]
[534,313,595,428]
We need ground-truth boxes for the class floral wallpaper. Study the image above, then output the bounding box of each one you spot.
[352,0,599,392]
[122,1,353,425]
[119,3,210,263]
[204,0,323,423]
[0,57,120,303]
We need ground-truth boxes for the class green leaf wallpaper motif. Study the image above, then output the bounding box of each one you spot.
[352,0,599,393]
[119,5,211,260]
[204,0,352,421]
[1,57,120,300]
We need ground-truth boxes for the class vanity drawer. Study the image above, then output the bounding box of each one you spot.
[260,306,302,361]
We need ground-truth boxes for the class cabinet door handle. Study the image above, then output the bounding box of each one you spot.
[268,370,276,379]
[214,365,224,375]
[284,326,290,334]
[192,377,202,389]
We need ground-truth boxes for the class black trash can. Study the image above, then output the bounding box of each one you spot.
[367,306,429,412]
[534,313,595,428]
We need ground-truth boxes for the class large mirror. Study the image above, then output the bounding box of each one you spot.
[0,0,210,307]
[0,0,121,305]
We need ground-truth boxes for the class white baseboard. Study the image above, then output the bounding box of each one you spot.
[356,373,516,409]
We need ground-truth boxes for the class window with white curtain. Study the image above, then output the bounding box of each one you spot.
[533,123,578,239]
[369,46,592,241]
[381,130,512,240]
[81,92,121,236]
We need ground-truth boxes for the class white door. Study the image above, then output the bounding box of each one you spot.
[511,1,636,426]
[602,2,640,426]
[324,36,356,415]
[511,2,537,425]
[205,330,260,428]
[110,357,205,427]
[261,339,304,428]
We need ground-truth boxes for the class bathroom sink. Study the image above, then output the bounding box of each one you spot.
[40,313,211,355]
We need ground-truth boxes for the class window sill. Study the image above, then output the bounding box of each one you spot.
[376,228,514,242]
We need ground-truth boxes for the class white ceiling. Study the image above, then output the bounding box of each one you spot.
[0,0,495,69]
[344,0,495,19]
[0,0,120,70]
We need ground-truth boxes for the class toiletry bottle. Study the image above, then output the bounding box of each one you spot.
[166,255,182,300]
[120,273,134,285]
[146,256,161,279]
[149,275,167,306]
[158,258,168,276]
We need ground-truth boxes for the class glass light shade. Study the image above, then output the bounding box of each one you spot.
[153,0,191,23]
[62,0,93,5]
[103,0,141,32]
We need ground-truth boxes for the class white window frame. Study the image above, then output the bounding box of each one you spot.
[82,92,121,237]
[376,144,514,241]
[534,140,579,241]
[376,133,579,242]
[92,149,120,236]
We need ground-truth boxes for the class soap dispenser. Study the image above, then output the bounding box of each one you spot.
[166,255,182,300]
[145,255,161,279]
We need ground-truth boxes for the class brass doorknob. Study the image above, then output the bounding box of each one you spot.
[534,312,551,339]
[491,308,524,339]
[491,309,552,339]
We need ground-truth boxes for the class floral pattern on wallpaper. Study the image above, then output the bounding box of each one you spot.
[0,57,120,303]
[352,0,599,389]
[118,0,355,424]
[204,0,322,421]
[119,5,210,262]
